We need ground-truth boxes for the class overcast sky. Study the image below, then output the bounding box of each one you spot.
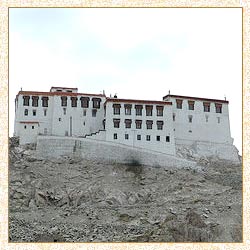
[9,8,242,154]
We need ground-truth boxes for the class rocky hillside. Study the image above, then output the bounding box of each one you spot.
[9,138,242,242]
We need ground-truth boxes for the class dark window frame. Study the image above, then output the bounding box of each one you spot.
[135,105,143,116]
[156,106,164,116]
[32,96,39,107]
[176,99,183,109]
[61,96,67,107]
[157,120,164,130]
[113,119,120,128]
[42,96,49,107]
[92,98,101,109]
[146,120,153,129]
[71,97,78,107]
[146,105,153,116]
[135,119,142,129]
[125,119,132,128]
[80,97,90,108]
[23,96,30,106]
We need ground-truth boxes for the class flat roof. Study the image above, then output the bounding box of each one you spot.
[50,86,78,90]
[17,91,105,98]
[105,98,172,106]
[163,94,229,104]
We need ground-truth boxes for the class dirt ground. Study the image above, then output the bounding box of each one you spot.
[9,139,242,242]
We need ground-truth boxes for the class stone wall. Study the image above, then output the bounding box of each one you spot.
[36,136,196,169]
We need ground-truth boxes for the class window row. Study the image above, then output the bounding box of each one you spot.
[172,114,221,123]
[60,108,98,118]
[24,109,47,116]
[61,97,101,108]
[113,104,164,116]
[22,95,102,109]
[23,125,35,129]
[23,96,48,107]
[113,133,170,142]
[175,99,223,113]
[113,119,164,130]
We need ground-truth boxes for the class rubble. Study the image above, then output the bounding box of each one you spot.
[9,137,242,242]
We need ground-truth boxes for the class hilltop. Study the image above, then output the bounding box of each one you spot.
[9,138,242,242]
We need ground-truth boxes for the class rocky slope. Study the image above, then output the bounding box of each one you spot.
[9,138,242,242]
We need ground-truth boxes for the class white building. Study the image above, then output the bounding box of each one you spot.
[104,98,176,155]
[14,86,238,161]
[163,94,233,145]
[14,87,106,144]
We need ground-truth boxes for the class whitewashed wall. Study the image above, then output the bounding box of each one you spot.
[50,95,105,137]
[164,97,233,144]
[14,93,105,144]
[105,101,176,155]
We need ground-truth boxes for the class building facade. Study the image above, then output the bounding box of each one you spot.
[163,94,233,145]
[14,87,237,160]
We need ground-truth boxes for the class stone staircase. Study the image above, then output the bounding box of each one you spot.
[83,129,106,140]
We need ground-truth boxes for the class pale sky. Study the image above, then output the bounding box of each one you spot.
[9,8,242,154]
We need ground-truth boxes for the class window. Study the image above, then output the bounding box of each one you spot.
[92,98,101,109]
[66,90,72,93]
[23,96,30,106]
[166,136,170,142]
[125,134,129,140]
[32,126,34,129]
[173,113,176,121]
[114,133,117,140]
[146,135,151,141]
[135,120,142,129]
[176,99,183,109]
[156,106,164,116]
[113,119,120,128]
[146,120,153,129]
[61,96,67,107]
[32,96,39,107]
[215,103,222,113]
[42,96,49,107]
[125,119,132,128]
[217,117,221,123]
[157,121,164,130]
[24,109,28,116]
[135,105,143,116]
[44,109,47,116]
[24,125,27,129]
[63,108,66,115]
[188,115,193,123]
[83,109,87,116]
[113,104,121,115]
[205,115,209,122]
[124,104,132,115]
[156,136,160,141]
[92,109,97,117]
[33,110,36,116]
[59,118,61,121]
[137,134,141,140]
[189,130,192,133]
[203,102,210,112]
[71,97,77,107]
[188,100,195,110]
[146,105,153,116]
[57,89,62,92]
[80,97,89,108]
